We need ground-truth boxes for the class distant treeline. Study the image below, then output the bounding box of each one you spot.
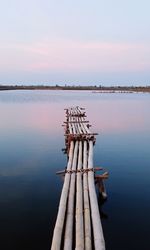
[0,84,150,92]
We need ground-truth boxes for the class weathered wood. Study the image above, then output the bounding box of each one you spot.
[83,140,92,250]
[64,141,79,250]
[51,106,108,250]
[95,172,109,179]
[88,140,105,250]
[56,170,66,175]
[51,141,74,250]
[76,141,84,249]
[64,121,89,124]
[94,167,103,171]
[64,133,98,137]
[56,167,103,175]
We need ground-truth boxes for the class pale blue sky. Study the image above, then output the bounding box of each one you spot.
[0,0,150,85]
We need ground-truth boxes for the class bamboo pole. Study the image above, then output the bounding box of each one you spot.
[70,116,76,135]
[52,106,107,250]
[77,122,83,134]
[76,141,84,250]
[72,121,77,135]
[64,141,79,250]
[73,115,79,135]
[77,117,85,134]
[68,115,72,134]
[73,108,81,135]
[88,140,105,250]
[78,112,89,134]
[79,117,87,134]
[68,122,73,134]
[73,109,78,134]
[83,140,92,250]
[79,116,91,134]
[69,116,75,134]
[51,141,74,250]
[68,111,73,134]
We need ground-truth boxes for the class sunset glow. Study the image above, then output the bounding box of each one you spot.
[0,0,150,85]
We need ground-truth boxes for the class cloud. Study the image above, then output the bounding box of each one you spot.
[0,39,150,74]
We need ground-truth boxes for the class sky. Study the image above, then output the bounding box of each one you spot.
[0,0,150,86]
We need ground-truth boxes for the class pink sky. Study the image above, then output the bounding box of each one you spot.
[1,40,149,74]
[1,0,150,85]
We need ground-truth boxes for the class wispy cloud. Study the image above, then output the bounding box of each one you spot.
[0,39,150,73]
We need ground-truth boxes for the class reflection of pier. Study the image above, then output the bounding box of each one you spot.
[51,106,108,250]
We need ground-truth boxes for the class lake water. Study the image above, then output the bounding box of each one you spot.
[0,90,150,250]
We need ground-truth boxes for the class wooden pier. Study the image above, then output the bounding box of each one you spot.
[51,106,108,250]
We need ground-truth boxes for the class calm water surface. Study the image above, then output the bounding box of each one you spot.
[0,90,150,250]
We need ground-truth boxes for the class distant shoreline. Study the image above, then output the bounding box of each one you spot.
[0,85,150,93]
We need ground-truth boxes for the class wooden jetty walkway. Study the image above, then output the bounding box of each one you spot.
[51,106,108,250]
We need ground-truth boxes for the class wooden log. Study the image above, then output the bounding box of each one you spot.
[78,117,87,134]
[77,117,85,134]
[94,167,103,171]
[68,115,73,134]
[52,106,107,250]
[70,116,76,135]
[76,141,84,250]
[51,141,74,250]
[56,170,66,175]
[78,115,90,134]
[68,123,73,134]
[64,133,98,137]
[76,107,86,117]
[77,109,91,132]
[82,120,91,134]
[73,116,80,135]
[77,120,83,134]
[95,172,109,179]
[79,116,91,134]
[76,106,85,113]
[64,121,89,124]
[88,140,105,250]
[64,141,79,250]
[83,140,92,250]
[69,113,86,117]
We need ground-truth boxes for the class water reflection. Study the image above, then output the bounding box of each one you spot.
[0,91,150,134]
[0,90,150,250]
